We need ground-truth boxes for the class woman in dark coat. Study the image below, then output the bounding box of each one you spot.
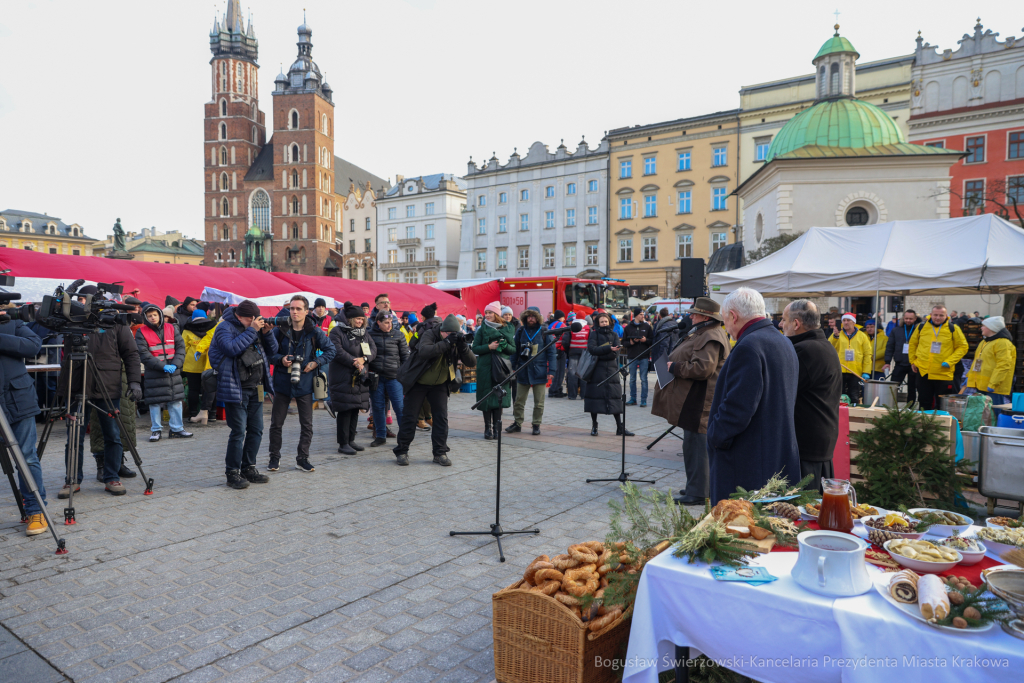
[135,304,191,441]
[329,304,377,455]
[471,302,515,440]
[584,311,632,437]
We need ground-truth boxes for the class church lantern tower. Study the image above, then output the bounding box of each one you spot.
[812,24,860,100]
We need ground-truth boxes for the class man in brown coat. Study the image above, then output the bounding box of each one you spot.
[651,297,730,505]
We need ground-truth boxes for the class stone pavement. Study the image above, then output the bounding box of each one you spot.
[0,386,692,682]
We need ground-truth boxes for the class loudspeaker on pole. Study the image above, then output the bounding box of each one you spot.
[679,258,705,299]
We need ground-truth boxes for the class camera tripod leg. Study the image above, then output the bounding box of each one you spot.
[34,390,66,460]
[89,400,154,495]
[0,449,28,522]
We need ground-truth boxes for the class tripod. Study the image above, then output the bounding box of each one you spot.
[449,337,558,562]
[645,425,684,450]
[36,335,154,525]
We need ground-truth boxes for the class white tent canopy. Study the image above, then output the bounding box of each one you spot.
[709,215,1024,297]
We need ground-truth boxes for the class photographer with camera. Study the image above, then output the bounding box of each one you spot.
[329,304,377,455]
[506,308,555,436]
[267,295,335,472]
[393,314,476,466]
[135,304,192,442]
[208,300,278,490]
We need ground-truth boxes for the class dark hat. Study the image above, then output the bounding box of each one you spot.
[440,314,461,333]
[344,304,365,320]
[182,296,197,307]
[685,297,722,322]
[197,301,211,312]
[570,321,583,333]
[165,295,180,307]
[236,300,261,318]
[361,302,370,308]
[421,302,437,320]
[553,309,565,320]
[314,297,327,308]
[632,307,642,316]
[78,285,98,296]
[864,318,876,327]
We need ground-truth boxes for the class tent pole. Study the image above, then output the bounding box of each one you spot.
[871,288,879,375]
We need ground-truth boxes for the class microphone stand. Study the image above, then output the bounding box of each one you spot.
[449,336,558,562]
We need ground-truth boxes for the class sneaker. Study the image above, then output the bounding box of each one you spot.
[26,513,48,536]
[625,400,637,406]
[58,484,80,499]
[267,457,280,472]
[505,422,522,433]
[640,402,647,408]
[416,420,431,431]
[386,415,393,425]
[295,459,315,473]
[169,430,193,438]
[349,442,365,452]
[532,424,541,435]
[149,432,161,442]
[369,437,387,447]
[338,444,357,455]
[105,480,126,496]
[241,466,270,483]
[226,469,249,489]
[386,428,396,438]
[432,454,452,467]
[395,452,409,466]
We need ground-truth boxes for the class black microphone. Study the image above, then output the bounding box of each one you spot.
[66,279,86,295]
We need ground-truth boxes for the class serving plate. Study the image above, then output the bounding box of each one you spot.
[872,574,995,634]
[883,539,961,573]
[909,508,973,537]
[860,515,926,540]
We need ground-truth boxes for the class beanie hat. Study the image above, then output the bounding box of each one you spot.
[864,318,876,327]
[344,304,365,320]
[570,321,583,333]
[408,313,418,324]
[163,305,177,319]
[182,296,197,308]
[165,295,180,307]
[236,300,261,318]
[632,307,642,316]
[485,301,502,317]
[197,301,211,312]
[314,297,327,309]
[361,302,370,309]
[554,309,565,320]
[440,314,461,333]
[982,315,1006,333]
[78,285,98,296]
[421,302,437,320]
[192,310,207,320]
[566,312,576,321]
[501,305,514,317]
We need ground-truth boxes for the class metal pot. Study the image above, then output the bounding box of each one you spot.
[961,431,981,465]
[862,380,899,408]
[939,394,968,424]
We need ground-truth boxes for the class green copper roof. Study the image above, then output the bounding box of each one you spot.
[765,99,905,161]
[774,143,965,160]
[245,224,264,238]
[814,31,859,61]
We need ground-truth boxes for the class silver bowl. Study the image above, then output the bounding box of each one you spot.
[983,569,1024,641]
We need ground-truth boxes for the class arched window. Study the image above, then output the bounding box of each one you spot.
[220,173,228,190]
[322,114,327,133]
[251,103,256,119]
[291,196,299,215]
[220,122,227,140]
[299,246,306,260]
[252,190,270,232]
[228,249,235,261]
[222,225,229,240]
[252,126,257,143]
[215,249,222,261]
[221,198,230,216]
[292,223,299,239]
[220,147,227,165]
[829,63,840,96]
[818,66,826,98]
[220,99,227,116]
[291,144,299,163]
[291,111,299,129]
[291,169,298,188]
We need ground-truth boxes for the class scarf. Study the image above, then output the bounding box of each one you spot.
[485,320,501,329]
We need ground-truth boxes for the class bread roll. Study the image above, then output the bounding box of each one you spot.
[888,569,920,604]
[918,574,950,621]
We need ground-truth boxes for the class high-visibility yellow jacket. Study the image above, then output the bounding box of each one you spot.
[868,330,887,373]
[966,334,1016,395]
[182,324,216,373]
[830,329,874,376]
[908,318,968,381]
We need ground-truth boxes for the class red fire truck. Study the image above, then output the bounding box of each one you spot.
[431,277,630,320]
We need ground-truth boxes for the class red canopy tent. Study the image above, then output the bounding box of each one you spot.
[270,272,466,318]
[429,279,502,319]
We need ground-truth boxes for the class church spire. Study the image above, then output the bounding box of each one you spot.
[225,0,243,34]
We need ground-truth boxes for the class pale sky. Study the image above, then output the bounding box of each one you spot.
[0,0,1019,240]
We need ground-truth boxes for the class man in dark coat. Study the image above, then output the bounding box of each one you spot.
[622,308,654,407]
[508,308,555,435]
[135,304,191,442]
[328,305,377,455]
[367,311,408,447]
[781,300,842,490]
[268,295,336,472]
[393,314,476,466]
[883,309,920,404]
[706,288,800,504]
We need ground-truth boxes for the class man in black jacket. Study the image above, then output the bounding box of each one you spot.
[393,314,476,466]
[368,312,409,447]
[781,300,842,490]
[622,308,654,406]
[883,309,920,404]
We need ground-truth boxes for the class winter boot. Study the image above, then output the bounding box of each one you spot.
[483,413,493,440]
[95,455,104,482]
[241,466,269,484]
[188,409,208,425]
[226,469,249,489]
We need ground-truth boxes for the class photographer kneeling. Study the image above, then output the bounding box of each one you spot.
[267,295,335,472]
[393,314,476,466]
[367,311,408,447]
[329,305,377,455]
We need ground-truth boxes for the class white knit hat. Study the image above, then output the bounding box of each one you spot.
[982,316,1006,333]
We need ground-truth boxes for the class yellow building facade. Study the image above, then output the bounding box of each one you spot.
[0,211,96,255]
[606,110,741,298]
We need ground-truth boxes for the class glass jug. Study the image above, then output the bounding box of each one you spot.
[818,478,857,533]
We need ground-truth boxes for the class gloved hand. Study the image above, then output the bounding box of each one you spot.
[861,373,870,379]
[163,364,177,373]
[986,387,994,393]
[128,382,143,403]
[941,361,950,368]
[194,351,201,361]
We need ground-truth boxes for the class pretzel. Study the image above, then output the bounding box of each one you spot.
[533,568,564,584]
[530,579,560,596]
[554,591,580,606]
[523,560,552,585]
[582,541,604,553]
[551,554,580,570]
[597,549,613,574]
[588,608,622,632]
[568,544,599,564]
[562,565,599,597]
[599,577,609,589]
[570,605,582,620]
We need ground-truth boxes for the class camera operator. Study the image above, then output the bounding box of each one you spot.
[208,300,277,490]
[392,314,476,466]
[57,286,143,498]
[267,295,335,473]
[329,304,377,455]
[0,309,48,535]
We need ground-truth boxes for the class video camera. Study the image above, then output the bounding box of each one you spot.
[36,279,135,335]
[0,274,36,324]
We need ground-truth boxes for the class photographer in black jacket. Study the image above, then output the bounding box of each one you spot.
[368,311,409,447]
[329,305,377,456]
[267,295,335,473]
[393,314,476,466]
[883,309,920,405]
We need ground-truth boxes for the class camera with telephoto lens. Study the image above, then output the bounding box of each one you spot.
[0,274,36,324]
[265,316,292,327]
[35,279,133,335]
[289,354,303,384]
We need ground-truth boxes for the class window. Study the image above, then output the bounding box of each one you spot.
[387,249,398,263]
[365,238,372,252]
[291,223,299,239]
[406,226,415,239]
[564,245,576,267]
[677,191,692,214]
[712,147,727,167]
[477,218,487,235]
[425,223,435,239]
[424,246,435,261]
[405,247,416,262]
[386,272,399,282]
[220,147,227,165]
[520,189,529,201]
[711,232,727,254]
[829,63,840,95]
[712,187,727,211]
[498,216,507,233]
[518,247,529,269]
[644,195,657,218]
[619,197,633,219]
[925,141,945,149]
[642,236,657,261]
[543,246,555,268]
[566,182,576,195]
[644,157,656,175]
[677,151,691,171]
[423,271,438,284]
[846,206,869,225]
[349,239,357,253]
[587,206,598,225]
[222,225,229,240]
[348,264,358,279]
[220,123,226,140]
[291,144,299,163]
[49,247,57,254]
[755,142,770,161]
[1009,132,1023,160]
[220,99,227,116]
[348,218,355,232]
[252,189,270,232]
[545,211,555,229]
[520,214,529,231]
[677,234,692,258]
[964,180,985,215]
[425,202,435,215]
[387,227,397,242]
[291,111,299,129]
[222,198,230,216]
[365,217,371,231]
[72,249,80,256]
[545,186,554,198]
[566,208,576,227]
[588,180,598,193]
[388,207,397,219]
[620,160,632,178]
[478,194,486,206]
[404,272,418,284]
[586,243,599,266]
[496,248,507,269]
[406,205,415,218]
[220,172,228,191]
[619,238,632,262]
[499,192,507,204]
[965,136,985,163]
[291,169,299,188]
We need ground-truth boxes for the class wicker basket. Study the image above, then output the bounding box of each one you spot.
[492,579,631,683]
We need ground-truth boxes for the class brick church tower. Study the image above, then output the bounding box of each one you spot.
[203,0,267,267]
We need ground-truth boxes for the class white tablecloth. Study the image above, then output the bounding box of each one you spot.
[623,546,1024,683]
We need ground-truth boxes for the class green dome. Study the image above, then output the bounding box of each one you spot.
[814,30,859,61]
[245,224,264,239]
[765,98,905,161]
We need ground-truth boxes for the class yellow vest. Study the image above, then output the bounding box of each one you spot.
[868,330,887,373]
[830,329,874,376]
[908,319,968,381]
[966,336,1016,395]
